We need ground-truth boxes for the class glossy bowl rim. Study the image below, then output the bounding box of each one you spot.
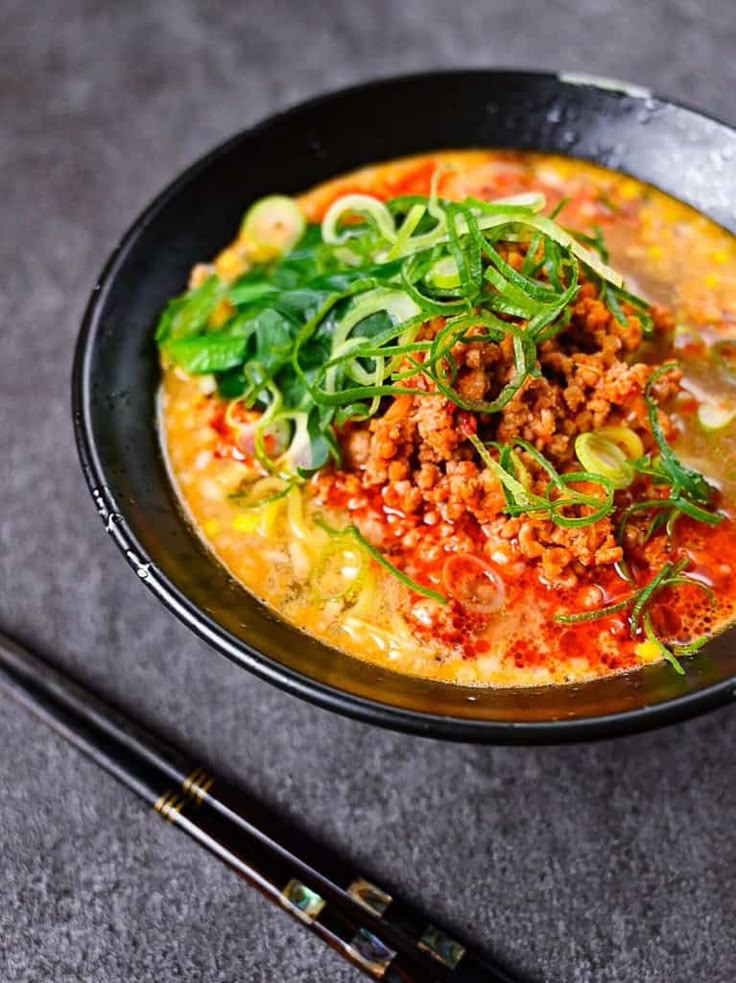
[72,67,736,743]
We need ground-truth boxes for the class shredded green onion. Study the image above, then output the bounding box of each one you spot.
[155,179,726,672]
[316,519,446,604]
[555,556,716,672]
[644,364,714,503]
[469,434,615,528]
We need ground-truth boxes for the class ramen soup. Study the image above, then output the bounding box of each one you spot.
[157,151,736,686]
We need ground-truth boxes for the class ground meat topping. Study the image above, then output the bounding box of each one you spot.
[320,274,680,587]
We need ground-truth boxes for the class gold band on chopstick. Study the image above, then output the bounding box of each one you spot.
[182,766,215,805]
[153,768,214,824]
[153,790,187,823]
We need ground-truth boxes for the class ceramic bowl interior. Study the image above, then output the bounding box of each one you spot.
[73,70,736,742]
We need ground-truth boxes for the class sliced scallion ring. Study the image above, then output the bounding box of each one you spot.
[595,425,645,461]
[425,256,461,290]
[310,539,365,601]
[441,555,505,615]
[321,193,396,245]
[473,191,547,213]
[697,400,736,432]
[575,432,634,489]
[240,195,305,259]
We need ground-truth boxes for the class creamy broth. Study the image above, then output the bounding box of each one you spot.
[159,151,736,687]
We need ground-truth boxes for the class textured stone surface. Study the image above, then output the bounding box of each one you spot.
[2,1,736,980]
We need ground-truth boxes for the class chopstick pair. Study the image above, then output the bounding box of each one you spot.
[0,632,522,983]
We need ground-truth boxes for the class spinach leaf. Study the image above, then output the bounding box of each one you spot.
[228,281,278,305]
[155,275,223,343]
[168,333,247,374]
[217,366,247,399]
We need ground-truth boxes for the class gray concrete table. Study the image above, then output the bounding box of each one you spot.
[2,1,736,980]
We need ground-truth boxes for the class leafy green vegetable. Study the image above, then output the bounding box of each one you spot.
[217,367,248,399]
[469,433,616,527]
[153,187,727,672]
[153,190,704,530]
[317,520,447,604]
[603,363,722,584]
[228,282,278,305]
[555,557,717,672]
[644,364,714,503]
[167,334,247,374]
[156,275,224,344]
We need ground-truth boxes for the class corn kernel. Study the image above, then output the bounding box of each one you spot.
[704,272,720,290]
[619,179,640,201]
[647,244,663,261]
[712,250,729,265]
[232,513,260,534]
[215,246,246,280]
[202,518,221,536]
[634,639,662,663]
[239,233,280,264]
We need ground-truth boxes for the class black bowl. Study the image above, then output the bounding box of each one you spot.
[73,70,736,743]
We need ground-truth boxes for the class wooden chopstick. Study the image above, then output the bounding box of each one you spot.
[0,632,523,983]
